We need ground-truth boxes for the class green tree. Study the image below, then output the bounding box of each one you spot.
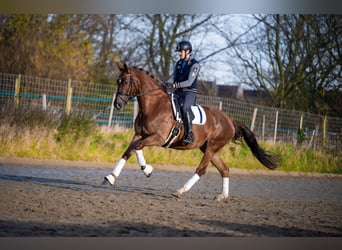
[80,14,122,84]
[0,14,95,80]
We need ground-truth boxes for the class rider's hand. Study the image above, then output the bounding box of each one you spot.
[163,82,174,89]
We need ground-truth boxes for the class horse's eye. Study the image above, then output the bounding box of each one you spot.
[117,78,122,84]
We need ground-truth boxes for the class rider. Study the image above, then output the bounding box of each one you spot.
[164,40,200,145]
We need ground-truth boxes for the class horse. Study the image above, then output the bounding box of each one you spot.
[103,63,281,201]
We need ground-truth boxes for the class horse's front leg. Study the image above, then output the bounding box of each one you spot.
[133,133,167,178]
[103,134,140,186]
[104,133,161,186]
[136,149,153,177]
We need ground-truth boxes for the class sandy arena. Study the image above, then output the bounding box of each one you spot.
[0,158,341,236]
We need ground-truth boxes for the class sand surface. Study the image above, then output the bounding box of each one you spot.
[0,157,341,236]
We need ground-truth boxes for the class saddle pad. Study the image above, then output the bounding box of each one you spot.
[191,105,206,125]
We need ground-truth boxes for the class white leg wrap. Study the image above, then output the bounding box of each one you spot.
[223,177,229,197]
[105,174,115,186]
[112,158,126,178]
[183,174,200,192]
[142,164,153,177]
[136,150,146,166]
[136,150,153,177]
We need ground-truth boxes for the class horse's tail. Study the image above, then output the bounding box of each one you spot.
[232,120,281,170]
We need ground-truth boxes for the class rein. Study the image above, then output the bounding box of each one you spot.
[116,70,162,102]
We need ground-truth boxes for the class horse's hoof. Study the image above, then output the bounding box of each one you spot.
[103,174,115,186]
[171,191,182,199]
[142,164,153,178]
[214,194,228,202]
[144,169,152,178]
[171,187,186,199]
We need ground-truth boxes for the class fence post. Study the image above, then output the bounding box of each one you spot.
[323,115,327,149]
[219,101,222,111]
[250,107,258,131]
[107,93,116,128]
[310,123,320,150]
[297,113,305,146]
[42,94,47,110]
[273,110,278,144]
[133,97,138,129]
[262,115,265,141]
[65,79,72,116]
[309,130,315,148]
[14,74,21,107]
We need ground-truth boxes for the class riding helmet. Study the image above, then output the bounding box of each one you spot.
[175,41,192,52]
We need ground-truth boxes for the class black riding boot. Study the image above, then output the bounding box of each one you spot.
[181,110,194,145]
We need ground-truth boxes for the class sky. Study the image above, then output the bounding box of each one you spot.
[189,14,254,86]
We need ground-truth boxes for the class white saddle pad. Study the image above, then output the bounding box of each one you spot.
[191,105,206,125]
[170,93,206,125]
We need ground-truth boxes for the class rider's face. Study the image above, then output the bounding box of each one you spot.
[178,50,190,60]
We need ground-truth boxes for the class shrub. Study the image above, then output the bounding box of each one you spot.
[55,113,97,142]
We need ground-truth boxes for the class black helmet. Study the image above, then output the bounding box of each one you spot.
[175,41,192,52]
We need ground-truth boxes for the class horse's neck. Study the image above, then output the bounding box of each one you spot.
[132,70,171,113]
[137,81,169,112]
[137,90,169,112]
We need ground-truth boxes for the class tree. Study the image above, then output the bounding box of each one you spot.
[0,14,44,75]
[0,14,95,80]
[221,14,342,116]
[115,14,214,81]
[0,14,217,84]
[79,14,122,84]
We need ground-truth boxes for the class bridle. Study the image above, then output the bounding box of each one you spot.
[116,70,137,101]
[116,69,163,103]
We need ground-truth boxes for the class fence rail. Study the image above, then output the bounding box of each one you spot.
[1,73,341,151]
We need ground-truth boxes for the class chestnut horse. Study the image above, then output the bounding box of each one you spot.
[104,63,280,201]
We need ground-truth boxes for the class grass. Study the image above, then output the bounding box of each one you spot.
[0,106,341,174]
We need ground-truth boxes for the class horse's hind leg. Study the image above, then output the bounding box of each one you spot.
[171,141,230,201]
[171,147,214,198]
[210,153,230,201]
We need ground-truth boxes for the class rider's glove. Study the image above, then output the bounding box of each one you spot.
[163,82,175,89]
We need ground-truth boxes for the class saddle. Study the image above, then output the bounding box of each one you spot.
[170,93,206,125]
[162,93,206,148]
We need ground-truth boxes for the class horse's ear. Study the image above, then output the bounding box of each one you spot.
[116,62,124,71]
[123,63,129,73]
[117,62,129,73]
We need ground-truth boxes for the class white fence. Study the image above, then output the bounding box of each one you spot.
[1,73,341,151]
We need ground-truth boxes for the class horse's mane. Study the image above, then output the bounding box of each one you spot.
[132,66,161,84]
[129,65,168,95]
